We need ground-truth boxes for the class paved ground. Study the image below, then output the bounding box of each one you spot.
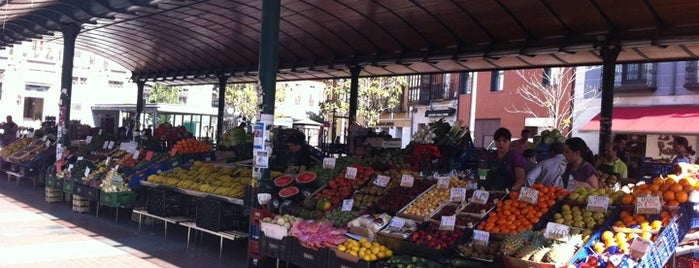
[0,174,249,268]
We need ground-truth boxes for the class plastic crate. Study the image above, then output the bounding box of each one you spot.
[328,249,374,268]
[74,183,100,201]
[260,232,292,261]
[146,188,188,217]
[195,197,244,232]
[290,237,330,268]
[100,190,136,207]
[639,161,675,179]
[678,255,699,268]
[686,202,699,228]
[62,180,74,194]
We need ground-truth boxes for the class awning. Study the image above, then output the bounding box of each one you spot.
[579,106,699,135]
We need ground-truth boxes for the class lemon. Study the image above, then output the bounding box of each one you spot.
[349,251,358,257]
[371,247,380,254]
[359,238,368,244]
[338,245,346,252]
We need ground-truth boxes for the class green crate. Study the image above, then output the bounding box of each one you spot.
[46,176,58,189]
[63,180,74,194]
[99,190,136,207]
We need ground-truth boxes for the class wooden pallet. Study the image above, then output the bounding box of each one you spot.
[72,195,90,213]
[45,187,62,203]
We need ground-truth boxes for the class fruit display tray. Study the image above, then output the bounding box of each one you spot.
[395,185,437,222]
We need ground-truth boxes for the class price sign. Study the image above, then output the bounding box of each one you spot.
[400,174,414,187]
[84,167,91,177]
[345,167,358,180]
[42,135,48,141]
[169,148,178,157]
[636,196,662,214]
[98,129,103,135]
[322,158,336,169]
[629,237,653,259]
[105,157,111,166]
[132,150,140,160]
[544,222,571,240]
[342,199,354,212]
[472,190,490,204]
[440,215,456,231]
[468,181,478,190]
[68,164,74,171]
[450,187,467,202]
[85,136,92,143]
[374,175,390,187]
[436,176,450,189]
[389,217,406,229]
[472,230,490,247]
[587,195,610,213]
[16,132,20,138]
[114,165,120,171]
[77,156,84,161]
[519,187,539,204]
[103,141,109,149]
[45,139,51,147]
[145,151,154,161]
[107,141,115,149]
[112,175,123,183]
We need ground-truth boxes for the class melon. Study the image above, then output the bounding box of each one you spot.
[278,186,300,199]
[296,171,317,184]
[274,175,294,187]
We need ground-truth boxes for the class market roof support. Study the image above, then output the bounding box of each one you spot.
[348,65,361,123]
[598,37,621,153]
[216,75,228,146]
[57,23,80,146]
[135,80,145,140]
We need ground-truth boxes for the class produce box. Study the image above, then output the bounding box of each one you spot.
[62,180,74,194]
[330,248,374,268]
[503,254,565,268]
[259,232,292,262]
[100,190,135,207]
[146,187,188,217]
[376,233,447,261]
[45,176,60,189]
[74,183,99,201]
[290,237,330,268]
[195,196,244,231]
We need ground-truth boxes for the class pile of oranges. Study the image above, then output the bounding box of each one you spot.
[621,175,698,206]
[173,138,213,154]
[477,183,568,234]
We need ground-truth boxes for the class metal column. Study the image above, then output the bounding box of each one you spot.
[348,66,361,123]
[57,23,80,147]
[135,80,145,140]
[217,76,228,146]
[598,39,621,153]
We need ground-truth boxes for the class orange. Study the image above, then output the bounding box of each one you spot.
[663,191,676,202]
[679,178,692,186]
[667,200,680,206]
[676,191,689,203]
[650,184,661,191]
[652,177,664,185]
[671,184,684,193]
[622,194,634,205]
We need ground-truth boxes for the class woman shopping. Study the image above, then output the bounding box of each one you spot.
[562,137,599,189]
[672,136,695,164]
[481,128,527,191]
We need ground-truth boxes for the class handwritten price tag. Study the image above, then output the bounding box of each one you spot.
[105,157,111,166]
[108,141,115,149]
[587,195,610,213]
[519,187,539,204]
[636,196,662,214]
[103,141,109,149]
[342,199,354,212]
[472,230,490,247]
[436,176,450,189]
[400,174,414,187]
[472,190,490,204]
[145,151,154,161]
[450,187,467,202]
[345,167,358,180]
[323,158,336,169]
[132,150,140,160]
[77,156,83,161]
[68,164,74,171]
[630,237,653,259]
[85,136,92,143]
[374,175,390,187]
[389,217,406,229]
[440,215,456,231]
[84,167,91,177]
[544,222,571,240]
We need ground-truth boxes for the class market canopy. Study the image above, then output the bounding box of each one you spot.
[2,0,699,84]
[579,106,699,135]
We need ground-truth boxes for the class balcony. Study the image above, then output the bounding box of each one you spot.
[613,63,657,92]
[408,85,430,105]
[684,61,699,90]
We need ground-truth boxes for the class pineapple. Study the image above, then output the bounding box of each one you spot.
[502,230,533,256]
[543,234,583,264]
[530,247,552,262]
[514,233,545,259]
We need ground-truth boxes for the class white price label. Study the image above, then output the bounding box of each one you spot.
[472,190,490,204]
[114,165,120,171]
[544,222,571,240]
[77,156,84,161]
[587,195,610,213]
[636,196,662,214]
[374,175,390,187]
[205,157,211,161]
[108,141,115,149]
[68,164,74,171]
[172,161,178,166]
[112,175,123,183]
[400,174,414,187]
[42,135,48,141]
[16,132,20,138]
[45,139,50,147]
[323,158,336,169]
[85,136,92,143]
[98,129,103,135]
[440,215,456,231]
[342,199,354,212]
[436,176,450,188]
[519,187,539,204]
[84,167,91,177]
[105,157,111,166]
[389,217,406,229]
[133,150,140,160]
[345,167,358,180]
[630,237,653,259]
[450,187,467,203]
[472,230,490,247]
[103,141,109,149]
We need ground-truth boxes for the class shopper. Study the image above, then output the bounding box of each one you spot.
[598,143,628,179]
[510,128,531,154]
[672,136,696,164]
[526,142,566,187]
[613,134,630,163]
[1,115,18,147]
[523,149,537,173]
[482,128,527,191]
[283,131,314,173]
[562,137,599,189]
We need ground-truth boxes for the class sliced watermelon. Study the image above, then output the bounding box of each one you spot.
[274,175,294,187]
[296,171,317,184]
[279,186,300,199]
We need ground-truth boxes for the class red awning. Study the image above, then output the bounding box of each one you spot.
[579,106,699,135]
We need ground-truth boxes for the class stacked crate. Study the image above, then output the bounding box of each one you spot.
[72,194,90,213]
[45,187,62,203]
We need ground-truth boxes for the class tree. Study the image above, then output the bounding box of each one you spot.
[320,76,406,127]
[505,68,600,136]
[218,82,290,121]
[147,83,181,104]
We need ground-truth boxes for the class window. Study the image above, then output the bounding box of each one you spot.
[490,70,504,91]
[459,72,474,94]
[612,63,656,91]
[108,81,124,88]
[23,97,44,120]
[542,68,551,86]
[25,84,49,92]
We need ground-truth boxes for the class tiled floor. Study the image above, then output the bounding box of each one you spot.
[0,173,249,268]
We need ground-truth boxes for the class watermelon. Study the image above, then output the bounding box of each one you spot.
[279,186,300,199]
[296,171,317,184]
[274,175,294,187]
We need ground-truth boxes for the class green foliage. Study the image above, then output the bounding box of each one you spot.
[320,76,406,127]
[217,82,289,120]
[148,83,181,104]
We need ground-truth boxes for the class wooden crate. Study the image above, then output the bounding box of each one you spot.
[45,187,62,203]
[72,194,90,213]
